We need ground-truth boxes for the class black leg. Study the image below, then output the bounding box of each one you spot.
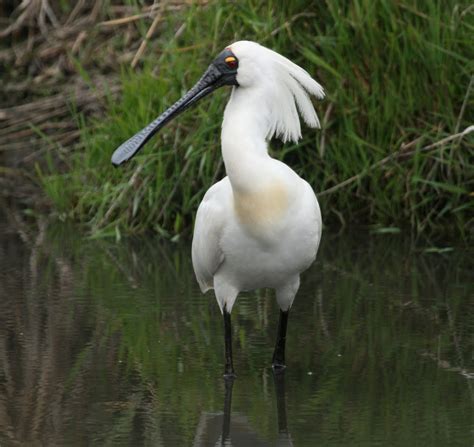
[223,308,236,378]
[272,369,289,435]
[221,375,234,443]
[272,310,289,370]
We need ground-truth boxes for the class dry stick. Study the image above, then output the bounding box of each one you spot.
[318,125,474,197]
[0,87,101,117]
[20,131,81,164]
[131,2,167,69]
[71,30,88,54]
[0,166,35,181]
[0,108,71,137]
[0,84,120,142]
[1,92,67,113]
[1,122,73,140]
[42,0,59,28]
[90,0,102,22]
[0,0,33,38]
[100,13,151,27]
[319,102,333,159]
[174,22,186,40]
[65,0,87,25]
[454,75,473,134]
[38,0,52,37]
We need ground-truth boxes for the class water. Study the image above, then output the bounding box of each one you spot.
[0,218,472,446]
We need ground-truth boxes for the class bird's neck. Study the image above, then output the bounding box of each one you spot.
[221,86,271,193]
[221,87,293,233]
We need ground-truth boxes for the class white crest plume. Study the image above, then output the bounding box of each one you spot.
[231,41,325,143]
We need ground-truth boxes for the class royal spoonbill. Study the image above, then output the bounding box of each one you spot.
[111,41,324,378]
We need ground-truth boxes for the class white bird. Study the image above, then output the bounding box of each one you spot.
[111,40,324,378]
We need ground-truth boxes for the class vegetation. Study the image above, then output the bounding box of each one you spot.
[11,1,474,238]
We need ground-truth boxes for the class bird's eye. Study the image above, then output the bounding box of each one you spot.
[225,56,238,69]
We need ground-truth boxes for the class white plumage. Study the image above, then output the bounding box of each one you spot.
[192,41,324,317]
[111,39,325,375]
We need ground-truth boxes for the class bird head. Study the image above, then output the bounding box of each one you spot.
[229,41,325,143]
[111,41,324,166]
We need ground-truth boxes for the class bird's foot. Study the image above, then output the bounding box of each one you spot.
[223,371,236,381]
[272,362,287,374]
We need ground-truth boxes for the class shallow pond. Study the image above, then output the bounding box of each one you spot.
[0,218,472,446]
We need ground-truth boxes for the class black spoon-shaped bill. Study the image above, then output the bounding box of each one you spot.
[110,51,238,167]
[111,83,215,166]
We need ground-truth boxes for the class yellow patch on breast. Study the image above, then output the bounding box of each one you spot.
[234,181,289,229]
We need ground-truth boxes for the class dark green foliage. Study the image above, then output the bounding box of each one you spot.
[39,0,474,238]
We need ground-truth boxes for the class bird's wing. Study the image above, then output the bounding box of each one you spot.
[191,178,230,293]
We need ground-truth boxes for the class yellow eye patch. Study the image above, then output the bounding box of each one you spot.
[225,56,237,68]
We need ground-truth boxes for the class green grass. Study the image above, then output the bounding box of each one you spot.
[39,0,474,239]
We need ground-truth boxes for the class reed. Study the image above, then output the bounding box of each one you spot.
[36,0,474,239]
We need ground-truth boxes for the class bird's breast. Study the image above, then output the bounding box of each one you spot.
[233,181,289,232]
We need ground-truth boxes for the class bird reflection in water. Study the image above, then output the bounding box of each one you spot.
[193,372,292,447]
